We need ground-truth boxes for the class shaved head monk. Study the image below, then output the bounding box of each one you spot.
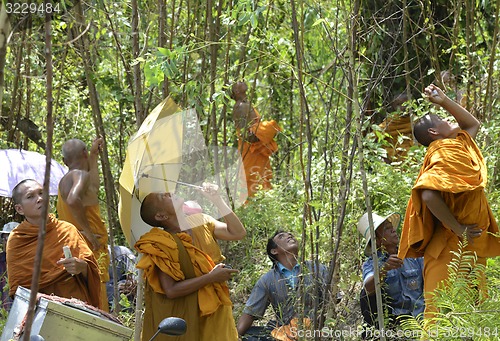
[135,183,245,340]
[398,84,500,317]
[7,179,101,308]
[57,137,110,311]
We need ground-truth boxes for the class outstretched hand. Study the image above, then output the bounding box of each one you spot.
[424,84,446,104]
[199,182,234,217]
[382,254,403,273]
[200,182,222,201]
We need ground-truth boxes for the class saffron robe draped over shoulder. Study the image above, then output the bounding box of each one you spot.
[135,227,237,341]
[398,131,500,260]
[57,194,110,282]
[6,214,101,308]
[237,110,281,197]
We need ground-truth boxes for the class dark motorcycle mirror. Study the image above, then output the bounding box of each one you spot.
[149,317,187,340]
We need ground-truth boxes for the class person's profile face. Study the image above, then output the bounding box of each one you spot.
[156,192,184,216]
[428,114,460,139]
[376,220,399,248]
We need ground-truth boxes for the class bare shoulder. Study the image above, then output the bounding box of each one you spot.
[61,169,89,183]
[58,169,90,198]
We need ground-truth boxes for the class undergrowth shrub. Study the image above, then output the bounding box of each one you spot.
[400,241,500,341]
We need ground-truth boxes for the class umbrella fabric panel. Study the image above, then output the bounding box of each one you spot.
[119,97,185,246]
[0,149,67,197]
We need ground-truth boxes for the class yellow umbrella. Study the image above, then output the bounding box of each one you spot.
[118,97,205,245]
[119,97,249,246]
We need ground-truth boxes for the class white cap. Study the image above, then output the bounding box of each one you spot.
[1,222,19,235]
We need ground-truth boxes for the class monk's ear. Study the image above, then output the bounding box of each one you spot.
[154,212,168,222]
[428,127,439,136]
[14,204,24,216]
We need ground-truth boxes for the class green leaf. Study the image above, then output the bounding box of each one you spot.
[158,47,170,56]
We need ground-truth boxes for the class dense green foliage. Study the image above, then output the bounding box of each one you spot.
[0,0,499,339]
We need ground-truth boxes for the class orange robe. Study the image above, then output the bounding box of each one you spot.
[398,131,500,314]
[186,213,225,264]
[7,214,101,308]
[57,193,110,311]
[237,111,281,197]
[135,227,237,341]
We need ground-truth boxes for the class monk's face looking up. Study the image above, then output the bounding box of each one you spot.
[159,192,184,215]
[430,114,460,140]
[414,113,461,146]
[141,192,185,228]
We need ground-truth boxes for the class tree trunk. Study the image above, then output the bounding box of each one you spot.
[158,0,167,98]
[132,0,144,124]
[73,1,120,312]
[0,3,10,124]
[7,30,25,142]
[23,6,55,339]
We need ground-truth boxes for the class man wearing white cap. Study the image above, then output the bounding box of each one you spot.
[358,212,424,326]
[0,222,18,311]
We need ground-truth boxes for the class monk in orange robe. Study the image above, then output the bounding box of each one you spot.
[57,137,110,311]
[135,184,245,340]
[231,82,281,197]
[398,84,500,317]
[7,180,101,308]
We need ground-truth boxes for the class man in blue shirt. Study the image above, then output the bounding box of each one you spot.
[106,245,137,312]
[358,212,424,327]
[237,231,328,340]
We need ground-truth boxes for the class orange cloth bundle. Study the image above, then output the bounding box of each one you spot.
[271,318,311,341]
[377,114,414,161]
